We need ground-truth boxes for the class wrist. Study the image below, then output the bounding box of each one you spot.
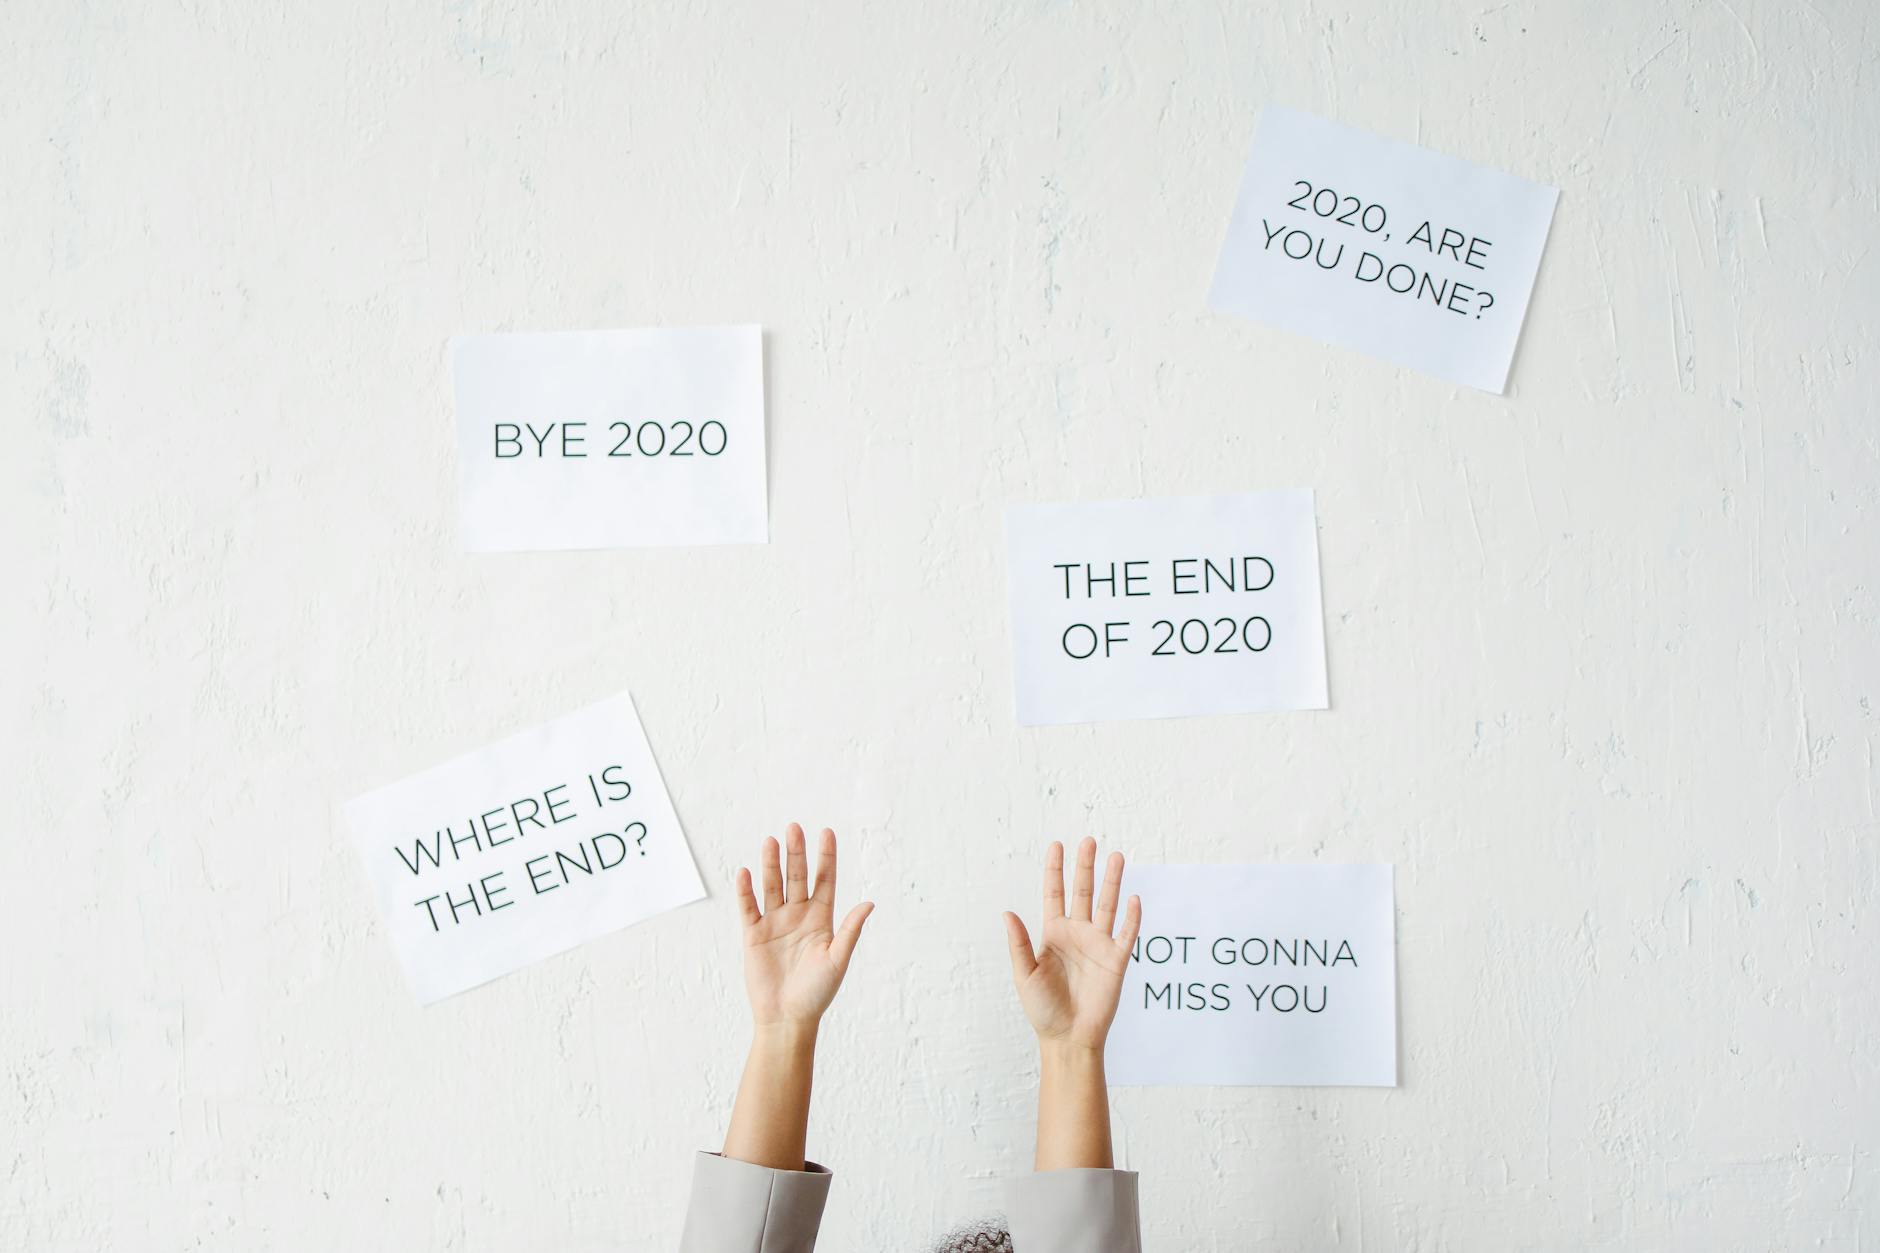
[1038,1037,1106,1073]
[751,1018,821,1055]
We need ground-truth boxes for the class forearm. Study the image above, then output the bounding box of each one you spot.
[1034,1041,1113,1170]
[722,1022,820,1171]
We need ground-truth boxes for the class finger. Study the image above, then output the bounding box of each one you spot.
[1116,894,1142,954]
[1071,837,1097,922]
[761,836,784,910]
[735,867,762,926]
[811,827,837,902]
[784,823,809,903]
[1042,841,1065,918]
[1094,851,1124,935]
[1003,911,1038,982]
[829,901,874,970]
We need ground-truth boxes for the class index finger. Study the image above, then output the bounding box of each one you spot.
[1042,841,1065,918]
[811,827,837,902]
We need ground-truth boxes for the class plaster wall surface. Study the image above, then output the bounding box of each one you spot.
[4,1,1876,1249]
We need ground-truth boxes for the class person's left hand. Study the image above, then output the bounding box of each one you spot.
[1004,837,1142,1053]
[736,824,874,1030]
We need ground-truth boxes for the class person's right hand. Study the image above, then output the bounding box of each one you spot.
[1003,838,1142,1052]
[736,823,874,1030]
[722,824,872,1173]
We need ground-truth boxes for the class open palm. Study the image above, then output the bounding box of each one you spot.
[1005,838,1142,1051]
[737,824,873,1028]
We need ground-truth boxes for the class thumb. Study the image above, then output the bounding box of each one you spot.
[1003,911,1038,983]
[829,901,874,971]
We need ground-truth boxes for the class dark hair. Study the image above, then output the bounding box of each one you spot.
[931,1220,1013,1253]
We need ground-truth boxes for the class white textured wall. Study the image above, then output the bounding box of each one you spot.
[5,2,1877,1249]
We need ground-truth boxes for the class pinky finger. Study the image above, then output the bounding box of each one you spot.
[735,867,762,925]
[1115,894,1142,953]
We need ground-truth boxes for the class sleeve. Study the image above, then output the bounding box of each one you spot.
[678,1152,834,1253]
[1004,1168,1142,1253]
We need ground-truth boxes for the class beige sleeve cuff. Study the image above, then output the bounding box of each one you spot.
[679,1151,833,1253]
[1005,1168,1142,1253]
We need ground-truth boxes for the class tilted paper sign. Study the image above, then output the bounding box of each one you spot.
[1210,105,1559,393]
[1107,864,1398,1087]
[1004,490,1328,726]
[343,693,707,1003]
[452,325,767,551]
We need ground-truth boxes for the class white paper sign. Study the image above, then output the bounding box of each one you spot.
[343,693,707,1003]
[1108,864,1397,1087]
[452,325,766,551]
[1004,491,1328,726]
[1210,105,1560,393]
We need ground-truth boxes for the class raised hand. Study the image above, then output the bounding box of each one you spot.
[722,824,874,1173]
[1003,837,1142,1052]
[735,823,875,1029]
[1004,837,1141,1171]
